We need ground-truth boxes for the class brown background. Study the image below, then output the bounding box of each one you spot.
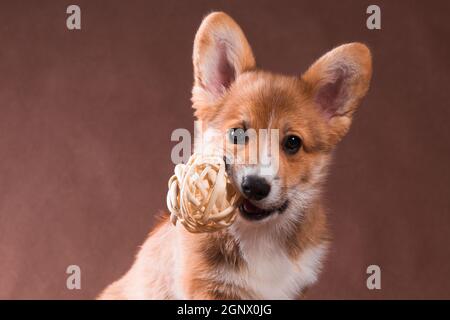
[0,0,449,299]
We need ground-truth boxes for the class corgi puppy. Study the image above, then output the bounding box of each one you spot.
[99,12,372,300]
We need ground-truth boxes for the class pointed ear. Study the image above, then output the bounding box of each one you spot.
[192,12,255,114]
[302,43,372,142]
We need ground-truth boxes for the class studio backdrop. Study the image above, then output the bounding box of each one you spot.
[0,0,449,299]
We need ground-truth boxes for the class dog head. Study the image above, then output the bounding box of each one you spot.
[191,12,372,228]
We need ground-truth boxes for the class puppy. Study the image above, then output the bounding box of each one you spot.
[99,11,372,300]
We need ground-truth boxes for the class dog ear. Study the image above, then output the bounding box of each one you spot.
[192,12,255,119]
[302,43,372,143]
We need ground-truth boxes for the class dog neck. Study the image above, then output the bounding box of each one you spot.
[181,194,329,272]
[178,196,329,299]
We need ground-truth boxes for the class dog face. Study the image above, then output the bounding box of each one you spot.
[192,12,372,226]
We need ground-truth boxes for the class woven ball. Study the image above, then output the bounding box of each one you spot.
[166,153,239,233]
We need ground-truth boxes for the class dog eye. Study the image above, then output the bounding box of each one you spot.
[282,135,302,154]
[228,128,247,145]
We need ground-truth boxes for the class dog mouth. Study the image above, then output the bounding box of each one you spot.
[239,199,289,221]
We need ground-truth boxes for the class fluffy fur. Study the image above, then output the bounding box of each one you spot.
[98,12,372,300]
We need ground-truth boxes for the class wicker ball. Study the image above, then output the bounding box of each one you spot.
[166,153,239,233]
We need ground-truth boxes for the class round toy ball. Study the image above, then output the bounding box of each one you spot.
[166,153,239,233]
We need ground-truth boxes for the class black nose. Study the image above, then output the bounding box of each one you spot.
[241,175,271,200]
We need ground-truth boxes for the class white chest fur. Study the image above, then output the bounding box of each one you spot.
[221,233,327,299]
